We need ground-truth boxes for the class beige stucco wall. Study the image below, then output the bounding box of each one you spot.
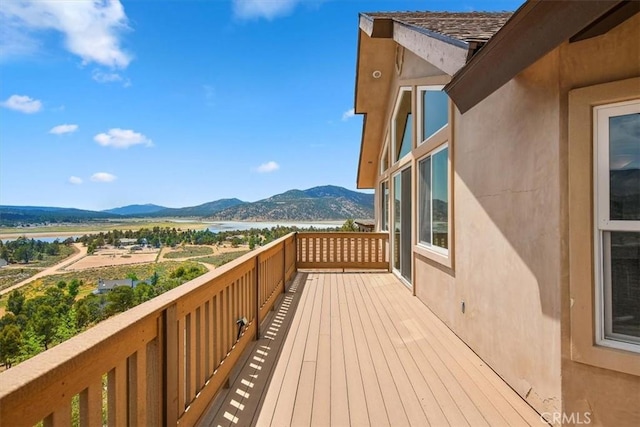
[559,13,640,427]
[426,48,564,415]
[373,13,640,426]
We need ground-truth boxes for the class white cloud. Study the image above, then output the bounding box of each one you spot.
[256,161,280,173]
[91,172,117,183]
[92,69,131,87]
[341,108,355,121]
[0,0,132,68]
[1,94,42,113]
[68,176,83,185]
[94,128,152,149]
[49,124,78,135]
[233,0,300,20]
[92,69,121,83]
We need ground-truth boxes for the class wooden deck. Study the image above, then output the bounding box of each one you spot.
[203,271,543,426]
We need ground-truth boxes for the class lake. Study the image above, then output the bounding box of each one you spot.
[2,221,345,242]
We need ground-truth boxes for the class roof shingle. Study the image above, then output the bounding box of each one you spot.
[362,11,513,44]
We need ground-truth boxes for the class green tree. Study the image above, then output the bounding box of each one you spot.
[14,245,34,263]
[7,290,25,316]
[87,242,96,255]
[0,324,23,368]
[341,219,358,232]
[31,305,59,350]
[18,329,44,363]
[0,245,9,262]
[171,266,185,279]
[55,309,78,342]
[133,283,155,305]
[75,295,103,328]
[150,271,159,286]
[105,286,135,316]
[68,279,81,299]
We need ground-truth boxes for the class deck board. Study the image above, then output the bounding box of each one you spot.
[207,271,541,427]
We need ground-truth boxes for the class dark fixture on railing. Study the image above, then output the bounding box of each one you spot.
[236,317,248,340]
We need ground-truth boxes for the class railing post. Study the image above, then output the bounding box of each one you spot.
[282,240,286,293]
[255,255,260,340]
[164,304,178,426]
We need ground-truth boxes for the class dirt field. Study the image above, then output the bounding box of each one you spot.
[162,244,249,259]
[65,246,159,271]
[64,244,249,271]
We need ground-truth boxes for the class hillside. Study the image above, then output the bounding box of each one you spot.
[0,186,373,225]
[209,185,374,221]
[103,204,167,215]
[0,206,119,226]
[151,198,246,217]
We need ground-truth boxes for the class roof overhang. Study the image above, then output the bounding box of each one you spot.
[355,14,468,188]
[445,0,634,114]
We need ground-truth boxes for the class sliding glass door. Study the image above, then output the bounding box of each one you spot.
[393,167,412,285]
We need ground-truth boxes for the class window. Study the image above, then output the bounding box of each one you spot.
[418,145,449,254]
[392,88,412,162]
[380,181,389,231]
[594,100,640,352]
[393,168,412,285]
[380,138,389,174]
[417,86,448,144]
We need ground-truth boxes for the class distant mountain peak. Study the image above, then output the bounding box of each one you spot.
[103,204,167,216]
[210,185,373,221]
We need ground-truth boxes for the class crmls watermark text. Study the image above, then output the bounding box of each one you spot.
[541,412,592,425]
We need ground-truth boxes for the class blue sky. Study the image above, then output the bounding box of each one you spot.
[0,0,520,211]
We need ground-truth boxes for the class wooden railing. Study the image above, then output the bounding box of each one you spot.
[296,232,389,269]
[0,231,388,426]
[0,233,296,427]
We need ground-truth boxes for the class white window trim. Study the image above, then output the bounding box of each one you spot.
[417,143,449,257]
[416,85,448,145]
[391,165,411,287]
[593,99,640,353]
[391,87,413,164]
[380,136,389,176]
[380,180,389,232]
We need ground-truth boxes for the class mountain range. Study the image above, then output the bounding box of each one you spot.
[0,186,374,225]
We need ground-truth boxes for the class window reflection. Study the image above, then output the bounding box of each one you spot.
[609,113,640,220]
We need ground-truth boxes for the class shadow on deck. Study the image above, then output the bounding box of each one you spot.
[199,271,543,427]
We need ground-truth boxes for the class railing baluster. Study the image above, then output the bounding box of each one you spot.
[214,295,221,367]
[80,377,102,426]
[176,316,186,415]
[205,300,212,380]
[43,401,71,427]
[165,304,179,425]
[108,359,128,426]
[197,306,205,390]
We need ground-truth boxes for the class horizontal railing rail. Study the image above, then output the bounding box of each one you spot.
[0,233,296,427]
[296,232,389,269]
[0,230,388,426]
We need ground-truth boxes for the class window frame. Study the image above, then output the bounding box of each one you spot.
[568,77,640,377]
[380,180,389,232]
[391,87,413,164]
[416,85,449,145]
[417,143,450,257]
[593,99,640,353]
[380,137,389,175]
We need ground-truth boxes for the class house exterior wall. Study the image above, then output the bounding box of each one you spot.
[437,49,563,415]
[372,13,639,425]
[560,13,640,427]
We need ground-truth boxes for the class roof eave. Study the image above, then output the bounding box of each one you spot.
[355,14,470,188]
[445,0,628,114]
